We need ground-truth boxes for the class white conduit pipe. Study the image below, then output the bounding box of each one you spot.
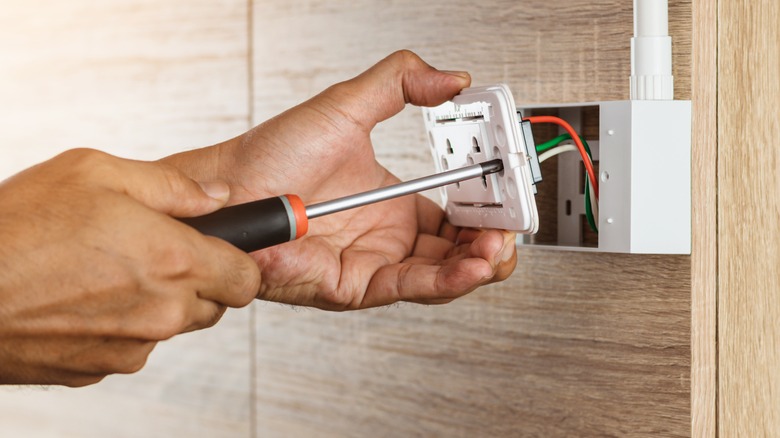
[630,0,674,100]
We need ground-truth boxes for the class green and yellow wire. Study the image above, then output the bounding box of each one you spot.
[535,133,598,233]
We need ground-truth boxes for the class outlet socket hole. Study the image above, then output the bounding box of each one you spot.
[492,146,504,176]
[446,139,453,154]
[472,136,481,153]
[481,175,488,189]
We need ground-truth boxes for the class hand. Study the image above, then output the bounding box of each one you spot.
[165,50,517,310]
[0,149,260,386]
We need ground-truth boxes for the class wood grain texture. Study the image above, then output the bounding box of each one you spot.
[0,1,254,436]
[252,1,694,436]
[690,0,718,436]
[0,0,251,179]
[718,0,780,435]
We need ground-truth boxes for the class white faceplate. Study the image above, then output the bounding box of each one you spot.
[422,85,539,233]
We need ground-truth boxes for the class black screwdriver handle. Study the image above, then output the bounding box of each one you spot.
[178,194,308,253]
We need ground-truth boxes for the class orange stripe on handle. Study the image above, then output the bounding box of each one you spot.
[284,194,308,239]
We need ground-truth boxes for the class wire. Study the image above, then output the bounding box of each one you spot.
[533,128,599,233]
[536,133,572,153]
[538,144,577,163]
[524,116,599,199]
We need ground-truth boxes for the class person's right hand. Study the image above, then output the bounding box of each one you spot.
[0,149,260,387]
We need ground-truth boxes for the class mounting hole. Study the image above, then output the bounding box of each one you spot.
[601,171,610,182]
[493,124,506,146]
[441,156,449,171]
[507,177,518,199]
[472,136,481,153]
[446,138,454,154]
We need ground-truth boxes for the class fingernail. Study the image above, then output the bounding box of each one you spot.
[497,233,516,263]
[442,70,471,80]
[501,241,515,263]
[198,181,230,202]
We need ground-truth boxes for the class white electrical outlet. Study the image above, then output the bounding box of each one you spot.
[422,85,540,234]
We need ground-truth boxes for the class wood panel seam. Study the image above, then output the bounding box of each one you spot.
[714,0,725,430]
[247,2,257,438]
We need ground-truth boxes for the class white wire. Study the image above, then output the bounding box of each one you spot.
[537,144,578,163]
[538,142,599,226]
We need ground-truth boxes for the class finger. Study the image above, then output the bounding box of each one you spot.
[123,163,230,217]
[189,235,261,309]
[319,50,471,129]
[490,246,518,283]
[182,301,227,333]
[438,220,460,243]
[410,233,455,260]
[455,228,488,245]
[87,151,231,217]
[415,195,445,236]
[360,257,493,308]
[29,336,157,377]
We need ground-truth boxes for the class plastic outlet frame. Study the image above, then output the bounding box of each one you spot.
[422,85,539,234]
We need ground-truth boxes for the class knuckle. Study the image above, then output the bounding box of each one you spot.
[148,305,189,340]
[59,148,114,177]
[390,49,418,65]
[208,237,260,307]
[65,375,105,388]
[160,164,193,197]
[202,306,226,329]
[156,244,196,279]
[233,261,261,307]
[118,351,152,375]
[157,164,210,214]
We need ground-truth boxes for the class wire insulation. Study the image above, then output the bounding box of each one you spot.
[524,115,599,199]
[536,133,572,153]
[538,144,578,163]
[532,126,598,233]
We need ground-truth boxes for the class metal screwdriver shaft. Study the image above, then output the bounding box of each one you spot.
[305,159,503,219]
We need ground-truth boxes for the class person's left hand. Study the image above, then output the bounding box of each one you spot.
[164,50,517,310]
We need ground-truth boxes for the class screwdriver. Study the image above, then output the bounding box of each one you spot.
[179,159,503,253]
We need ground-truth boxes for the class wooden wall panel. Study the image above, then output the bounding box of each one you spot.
[690,0,718,435]
[252,1,695,436]
[691,0,718,437]
[0,1,253,436]
[0,0,250,179]
[718,0,780,435]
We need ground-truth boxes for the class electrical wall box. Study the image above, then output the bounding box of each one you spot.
[423,85,540,234]
[519,100,692,254]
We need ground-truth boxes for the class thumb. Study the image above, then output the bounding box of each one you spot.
[317,50,471,130]
[116,161,230,218]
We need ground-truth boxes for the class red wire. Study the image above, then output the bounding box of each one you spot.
[523,116,599,199]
